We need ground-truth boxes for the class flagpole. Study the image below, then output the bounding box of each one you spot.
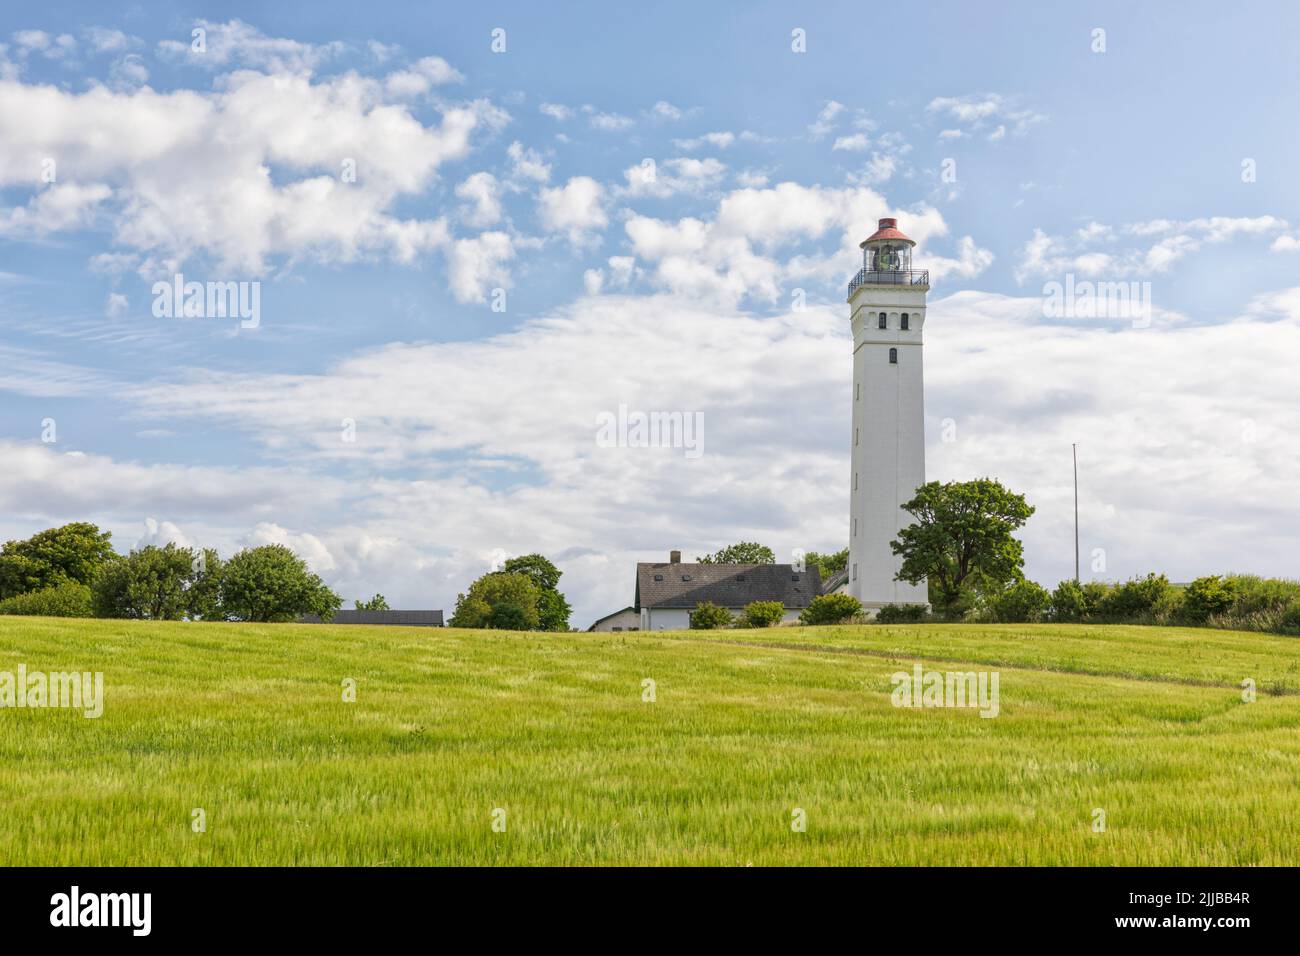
[1072,443,1080,583]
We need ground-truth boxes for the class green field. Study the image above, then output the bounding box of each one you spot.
[2,616,1298,866]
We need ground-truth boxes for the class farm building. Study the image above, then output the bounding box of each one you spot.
[633,551,822,630]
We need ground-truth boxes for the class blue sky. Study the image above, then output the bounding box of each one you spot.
[2,1,1299,625]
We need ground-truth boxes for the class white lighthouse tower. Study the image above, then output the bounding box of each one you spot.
[847,218,929,611]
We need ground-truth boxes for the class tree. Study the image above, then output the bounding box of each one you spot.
[1096,573,1178,622]
[449,572,540,630]
[502,554,571,631]
[0,522,116,599]
[689,602,734,629]
[740,600,785,628]
[696,542,775,565]
[890,479,1035,618]
[804,548,848,580]
[799,593,863,625]
[92,544,197,620]
[219,545,341,623]
[356,594,390,611]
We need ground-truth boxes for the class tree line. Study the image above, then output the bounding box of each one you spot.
[0,523,339,622]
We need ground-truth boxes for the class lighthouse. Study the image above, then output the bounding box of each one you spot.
[847,218,929,611]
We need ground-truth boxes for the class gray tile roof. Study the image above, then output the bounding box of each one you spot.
[635,563,821,610]
[298,609,444,626]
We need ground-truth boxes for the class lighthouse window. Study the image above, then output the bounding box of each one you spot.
[855,382,860,401]
[901,313,910,330]
[854,427,859,446]
[852,563,858,581]
[889,347,898,364]
[878,312,887,329]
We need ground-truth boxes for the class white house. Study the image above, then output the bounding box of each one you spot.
[634,551,823,630]
[587,606,640,632]
[847,218,930,613]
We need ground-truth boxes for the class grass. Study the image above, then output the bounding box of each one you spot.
[1,616,1298,866]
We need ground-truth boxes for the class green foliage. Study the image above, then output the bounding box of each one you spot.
[891,479,1034,618]
[0,522,116,599]
[355,594,390,611]
[219,545,341,623]
[989,579,1051,623]
[449,572,540,630]
[688,602,734,630]
[502,554,571,631]
[0,581,94,617]
[739,600,785,628]
[1280,603,1300,634]
[799,593,863,625]
[875,603,928,624]
[1096,573,1178,622]
[91,544,212,620]
[696,542,775,565]
[1179,575,1238,624]
[803,548,848,580]
[1049,580,1110,622]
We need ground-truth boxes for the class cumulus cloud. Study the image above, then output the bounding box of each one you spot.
[927,93,1046,138]
[538,176,607,243]
[0,70,500,272]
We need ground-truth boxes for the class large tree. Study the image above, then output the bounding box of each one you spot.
[92,544,202,620]
[219,545,341,623]
[803,547,848,579]
[891,479,1035,616]
[448,572,540,630]
[0,522,116,599]
[501,553,571,631]
[696,541,775,564]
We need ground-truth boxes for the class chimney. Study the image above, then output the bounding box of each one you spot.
[669,550,681,564]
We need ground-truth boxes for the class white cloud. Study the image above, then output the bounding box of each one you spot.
[446,231,514,303]
[673,131,735,151]
[539,102,572,121]
[156,19,343,73]
[0,71,502,272]
[538,176,607,242]
[0,183,112,236]
[620,156,727,198]
[1016,216,1289,283]
[455,171,502,227]
[650,100,683,120]
[105,292,129,318]
[137,517,190,550]
[927,93,1045,138]
[832,133,871,152]
[506,140,550,184]
[588,110,633,131]
[384,55,464,97]
[807,100,844,140]
[623,181,988,305]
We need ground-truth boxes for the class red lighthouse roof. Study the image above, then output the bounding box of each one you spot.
[859,217,914,247]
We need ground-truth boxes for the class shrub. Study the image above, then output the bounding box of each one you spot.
[0,581,93,617]
[989,580,1050,623]
[1097,573,1178,622]
[1179,575,1238,624]
[1280,603,1300,634]
[740,600,785,628]
[799,593,863,626]
[876,603,928,624]
[689,602,734,630]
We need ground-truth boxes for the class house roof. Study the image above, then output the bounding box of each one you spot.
[635,563,822,610]
[586,606,637,631]
[821,569,849,594]
[299,609,444,626]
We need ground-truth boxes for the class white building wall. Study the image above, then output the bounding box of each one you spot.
[848,285,929,609]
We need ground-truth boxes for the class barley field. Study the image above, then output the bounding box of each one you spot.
[1,616,1297,866]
